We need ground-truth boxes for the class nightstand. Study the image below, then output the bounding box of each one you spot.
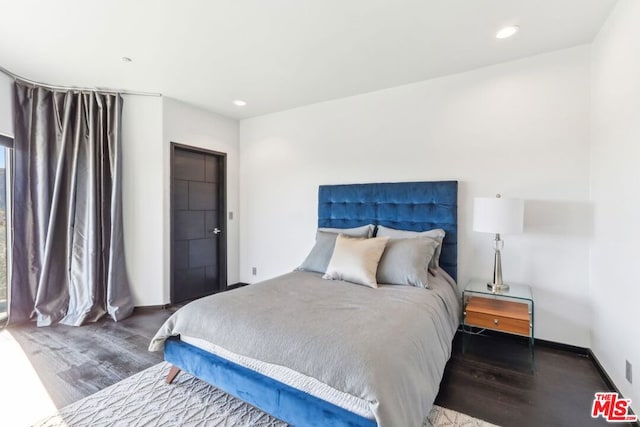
[462,279,534,369]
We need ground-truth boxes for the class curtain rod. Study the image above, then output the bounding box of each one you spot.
[0,64,162,97]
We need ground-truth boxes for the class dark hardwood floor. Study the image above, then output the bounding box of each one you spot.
[4,308,632,427]
[436,332,633,427]
[5,307,175,408]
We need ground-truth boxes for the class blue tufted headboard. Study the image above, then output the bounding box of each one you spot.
[318,181,458,281]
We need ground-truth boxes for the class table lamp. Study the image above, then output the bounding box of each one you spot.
[473,194,524,291]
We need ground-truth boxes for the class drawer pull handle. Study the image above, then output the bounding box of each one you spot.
[494,319,499,325]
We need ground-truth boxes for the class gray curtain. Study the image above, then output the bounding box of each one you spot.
[10,81,133,326]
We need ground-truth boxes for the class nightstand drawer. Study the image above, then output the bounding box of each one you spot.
[465,297,530,336]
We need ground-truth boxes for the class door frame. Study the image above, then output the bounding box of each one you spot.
[170,142,228,304]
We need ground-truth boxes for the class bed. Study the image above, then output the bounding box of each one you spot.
[150,181,459,427]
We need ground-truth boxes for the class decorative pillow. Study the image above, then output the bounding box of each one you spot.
[376,237,440,288]
[298,225,374,274]
[375,226,446,271]
[319,224,375,238]
[323,234,389,288]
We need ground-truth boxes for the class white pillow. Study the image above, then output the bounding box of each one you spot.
[323,234,389,288]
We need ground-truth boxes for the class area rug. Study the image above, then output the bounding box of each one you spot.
[35,362,497,427]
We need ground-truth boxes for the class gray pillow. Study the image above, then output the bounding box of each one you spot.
[375,226,446,270]
[319,224,374,238]
[298,225,374,273]
[376,237,440,288]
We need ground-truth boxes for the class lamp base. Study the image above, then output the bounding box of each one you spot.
[488,233,509,292]
[487,282,510,292]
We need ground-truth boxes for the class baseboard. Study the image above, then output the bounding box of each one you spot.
[589,349,619,392]
[226,282,250,290]
[458,328,590,355]
[133,304,172,310]
[534,338,590,356]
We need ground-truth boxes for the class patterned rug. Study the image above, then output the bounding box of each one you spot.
[35,362,497,427]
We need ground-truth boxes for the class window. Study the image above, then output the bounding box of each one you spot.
[0,134,12,324]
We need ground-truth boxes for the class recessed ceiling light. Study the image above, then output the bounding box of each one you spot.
[495,25,519,39]
[233,99,247,107]
[121,57,133,63]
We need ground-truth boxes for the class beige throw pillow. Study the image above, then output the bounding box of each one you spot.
[323,234,389,288]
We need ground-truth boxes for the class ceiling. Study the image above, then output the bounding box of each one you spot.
[0,0,616,119]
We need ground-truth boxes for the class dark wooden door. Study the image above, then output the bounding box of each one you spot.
[171,144,226,304]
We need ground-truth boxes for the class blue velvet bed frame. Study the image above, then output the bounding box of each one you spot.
[164,181,458,427]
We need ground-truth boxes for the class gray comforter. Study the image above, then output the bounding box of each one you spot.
[150,271,460,427]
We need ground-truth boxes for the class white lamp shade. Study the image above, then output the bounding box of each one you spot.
[473,197,524,234]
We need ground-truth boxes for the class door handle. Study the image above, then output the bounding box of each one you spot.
[210,228,222,234]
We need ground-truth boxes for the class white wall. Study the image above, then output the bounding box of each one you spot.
[240,46,592,346]
[590,0,640,410]
[0,73,13,136]
[121,95,165,306]
[163,97,240,302]
[121,96,242,306]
